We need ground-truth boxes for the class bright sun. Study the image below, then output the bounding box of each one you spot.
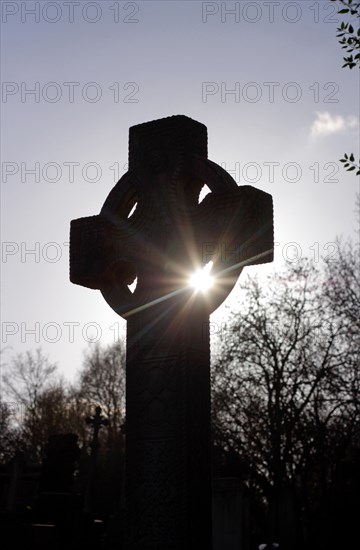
[189,261,214,292]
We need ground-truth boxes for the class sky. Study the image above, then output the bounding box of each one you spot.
[1,0,359,383]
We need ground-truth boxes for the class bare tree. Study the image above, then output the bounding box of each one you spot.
[323,237,360,333]
[1,349,85,460]
[0,401,23,463]
[211,256,360,546]
[2,348,58,411]
[76,340,126,444]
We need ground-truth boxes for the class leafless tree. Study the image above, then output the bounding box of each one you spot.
[211,254,360,546]
[76,340,126,445]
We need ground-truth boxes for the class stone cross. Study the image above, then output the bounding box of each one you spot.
[84,406,109,515]
[85,405,109,453]
[70,115,273,549]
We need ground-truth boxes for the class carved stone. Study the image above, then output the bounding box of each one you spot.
[70,115,273,549]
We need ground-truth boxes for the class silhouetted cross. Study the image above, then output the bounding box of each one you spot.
[85,405,109,452]
[70,115,273,549]
[84,406,109,516]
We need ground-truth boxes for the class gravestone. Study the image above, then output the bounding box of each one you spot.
[36,433,81,544]
[212,477,250,550]
[38,433,80,494]
[70,115,273,549]
[6,450,25,513]
[84,406,109,515]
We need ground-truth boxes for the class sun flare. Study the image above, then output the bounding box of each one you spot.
[189,261,214,292]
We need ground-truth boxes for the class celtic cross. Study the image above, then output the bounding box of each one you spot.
[70,115,273,549]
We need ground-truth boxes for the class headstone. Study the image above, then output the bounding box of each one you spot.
[84,406,109,515]
[6,450,25,512]
[37,433,81,542]
[70,115,273,549]
[213,477,250,550]
[39,433,80,494]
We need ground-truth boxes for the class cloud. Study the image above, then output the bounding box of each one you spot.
[310,111,359,138]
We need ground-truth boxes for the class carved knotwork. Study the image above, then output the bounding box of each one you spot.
[70,116,273,319]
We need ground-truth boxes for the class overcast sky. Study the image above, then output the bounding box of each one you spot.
[1,0,359,382]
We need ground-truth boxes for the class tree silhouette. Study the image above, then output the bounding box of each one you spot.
[76,340,126,446]
[211,251,360,548]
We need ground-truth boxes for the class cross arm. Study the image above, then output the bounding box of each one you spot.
[69,215,138,290]
[197,185,274,271]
